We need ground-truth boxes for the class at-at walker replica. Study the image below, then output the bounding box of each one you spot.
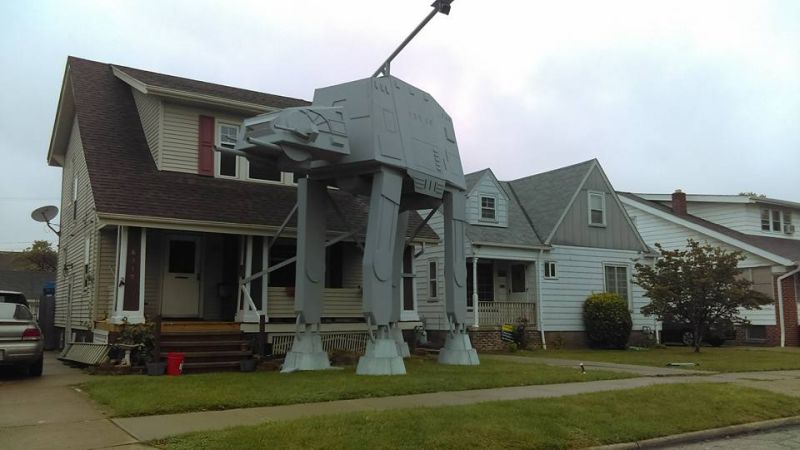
[227,0,479,375]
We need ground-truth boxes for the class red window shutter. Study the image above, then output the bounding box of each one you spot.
[198,115,215,176]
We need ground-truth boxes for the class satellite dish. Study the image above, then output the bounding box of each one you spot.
[31,205,59,223]
[31,205,60,236]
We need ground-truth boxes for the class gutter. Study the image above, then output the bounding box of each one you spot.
[777,265,800,347]
[537,249,546,349]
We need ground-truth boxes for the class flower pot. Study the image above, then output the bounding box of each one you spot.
[240,359,258,372]
[146,361,166,376]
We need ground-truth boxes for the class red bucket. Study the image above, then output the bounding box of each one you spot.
[166,352,185,376]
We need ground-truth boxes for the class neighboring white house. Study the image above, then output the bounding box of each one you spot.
[417,159,655,349]
[620,191,800,347]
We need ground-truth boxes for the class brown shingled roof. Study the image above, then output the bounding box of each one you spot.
[619,192,800,263]
[112,64,311,109]
[66,57,436,240]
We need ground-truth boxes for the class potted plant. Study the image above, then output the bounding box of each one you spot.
[116,322,165,375]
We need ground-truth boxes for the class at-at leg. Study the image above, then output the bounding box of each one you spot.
[357,168,407,375]
[282,178,331,372]
[438,189,480,365]
[390,210,411,358]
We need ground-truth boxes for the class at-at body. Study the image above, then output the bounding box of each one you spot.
[236,75,478,374]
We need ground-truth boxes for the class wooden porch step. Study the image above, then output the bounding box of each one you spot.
[161,350,252,359]
[160,340,251,348]
[160,330,244,342]
[181,360,244,373]
[160,321,241,333]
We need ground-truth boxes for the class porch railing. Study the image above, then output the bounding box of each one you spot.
[267,287,362,319]
[478,301,536,327]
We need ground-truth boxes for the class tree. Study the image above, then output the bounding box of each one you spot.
[15,240,58,272]
[738,192,767,198]
[634,239,772,352]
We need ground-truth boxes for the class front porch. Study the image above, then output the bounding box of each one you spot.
[94,225,418,334]
[467,257,538,328]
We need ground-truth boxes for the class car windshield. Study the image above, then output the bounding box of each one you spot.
[0,293,27,305]
[0,303,32,321]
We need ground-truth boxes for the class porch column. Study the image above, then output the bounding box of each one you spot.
[110,226,146,324]
[472,256,479,328]
[262,237,269,322]
[236,235,256,322]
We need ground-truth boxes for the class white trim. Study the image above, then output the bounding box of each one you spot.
[110,226,128,324]
[620,196,795,266]
[262,237,269,323]
[603,262,632,310]
[635,193,800,210]
[478,194,498,222]
[543,261,558,280]
[588,190,607,227]
[126,228,146,324]
[428,258,439,300]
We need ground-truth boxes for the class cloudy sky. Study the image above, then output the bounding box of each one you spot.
[0,0,797,251]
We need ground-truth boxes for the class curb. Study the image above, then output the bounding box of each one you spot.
[586,416,800,449]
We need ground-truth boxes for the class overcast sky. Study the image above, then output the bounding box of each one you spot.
[0,0,797,251]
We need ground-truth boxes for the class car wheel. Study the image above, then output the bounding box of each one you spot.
[28,356,43,377]
[681,331,694,346]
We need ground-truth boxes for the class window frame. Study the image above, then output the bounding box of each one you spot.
[761,208,793,234]
[588,191,606,227]
[214,120,289,184]
[479,195,497,222]
[428,259,438,299]
[603,263,631,309]
[543,261,557,280]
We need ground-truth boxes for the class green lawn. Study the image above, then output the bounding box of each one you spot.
[155,383,800,449]
[82,357,631,417]
[521,346,800,372]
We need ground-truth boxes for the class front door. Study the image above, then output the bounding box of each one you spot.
[162,237,201,317]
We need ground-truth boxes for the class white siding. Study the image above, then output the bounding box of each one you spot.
[539,245,651,332]
[624,202,777,325]
[94,229,117,322]
[466,173,508,227]
[132,89,162,168]
[740,267,777,325]
[54,117,99,331]
[683,202,799,241]
[415,210,450,330]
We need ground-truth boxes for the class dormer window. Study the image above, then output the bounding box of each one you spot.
[761,208,793,234]
[480,196,496,221]
[588,191,606,226]
[216,122,284,183]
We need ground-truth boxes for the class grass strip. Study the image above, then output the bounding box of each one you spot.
[155,383,800,450]
[82,357,630,417]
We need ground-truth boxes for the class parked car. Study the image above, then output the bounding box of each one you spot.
[660,320,736,347]
[0,291,29,307]
[0,303,44,376]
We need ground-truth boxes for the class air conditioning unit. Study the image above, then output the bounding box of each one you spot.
[784,224,796,234]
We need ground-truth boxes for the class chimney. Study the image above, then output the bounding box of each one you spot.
[672,189,687,215]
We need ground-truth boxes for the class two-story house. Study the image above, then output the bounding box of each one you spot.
[620,191,800,346]
[417,159,655,349]
[46,57,436,367]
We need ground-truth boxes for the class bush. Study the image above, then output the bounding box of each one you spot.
[583,293,632,349]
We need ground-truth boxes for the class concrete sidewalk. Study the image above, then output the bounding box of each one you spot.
[483,354,709,376]
[0,352,143,450]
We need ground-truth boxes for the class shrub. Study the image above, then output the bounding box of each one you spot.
[583,293,632,349]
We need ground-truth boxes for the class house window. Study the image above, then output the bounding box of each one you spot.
[745,325,767,341]
[428,260,438,298]
[588,191,606,226]
[761,208,793,233]
[72,161,78,221]
[480,196,496,221]
[511,264,526,293]
[544,261,557,279]
[216,122,284,183]
[217,124,239,178]
[604,264,629,304]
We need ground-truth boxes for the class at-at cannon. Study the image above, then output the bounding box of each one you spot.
[231,0,478,374]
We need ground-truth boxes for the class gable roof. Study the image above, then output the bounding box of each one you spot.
[619,192,800,265]
[635,193,800,210]
[507,159,596,243]
[57,57,436,240]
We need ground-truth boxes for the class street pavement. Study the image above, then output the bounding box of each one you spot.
[673,426,800,449]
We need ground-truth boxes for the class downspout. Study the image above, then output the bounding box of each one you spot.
[537,249,546,350]
[777,266,800,348]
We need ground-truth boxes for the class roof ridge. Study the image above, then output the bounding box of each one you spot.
[507,158,596,183]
